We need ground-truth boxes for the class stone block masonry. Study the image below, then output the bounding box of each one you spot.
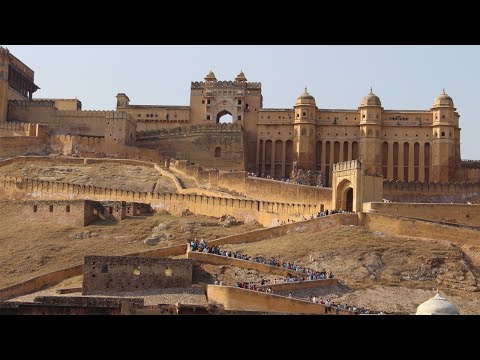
[82,256,193,295]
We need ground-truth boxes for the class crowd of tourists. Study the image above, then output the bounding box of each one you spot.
[190,239,334,282]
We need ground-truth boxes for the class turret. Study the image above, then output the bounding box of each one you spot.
[358,88,383,175]
[293,88,316,171]
[116,93,130,108]
[430,89,459,181]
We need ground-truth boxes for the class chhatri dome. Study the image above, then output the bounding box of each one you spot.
[235,70,247,82]
[433,89,454,107]
[416,292,460,315]
[204,70,217,81]
[295,87,316,106]
[360,87,382,107]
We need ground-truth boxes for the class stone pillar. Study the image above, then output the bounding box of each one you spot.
[321,141,326,182]
[329,141,334,186]
[256,140,260,174]
[387,141,394,180]
[398,144,404,181]
[339,142,344,164]
[271,141,276,178]
[281,140,286,178]
[261,141,266,176]
[419,142,425,182]
[408,142,415,182]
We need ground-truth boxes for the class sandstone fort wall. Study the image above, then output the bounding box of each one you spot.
[383,180,480,203]
[360,213,480,246]
[206,285,353,315]
[365,202,480,227]
[82,256,193,295]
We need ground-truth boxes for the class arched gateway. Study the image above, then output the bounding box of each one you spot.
[331,160,383,213]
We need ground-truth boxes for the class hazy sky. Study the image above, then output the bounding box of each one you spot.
[5,45,480,159]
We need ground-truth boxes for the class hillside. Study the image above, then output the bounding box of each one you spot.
[221,225,480,314]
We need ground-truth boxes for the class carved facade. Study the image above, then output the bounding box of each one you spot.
[0,47,472,184]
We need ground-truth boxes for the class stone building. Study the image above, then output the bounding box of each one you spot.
[0,47,474,184]
[114,71,464,184]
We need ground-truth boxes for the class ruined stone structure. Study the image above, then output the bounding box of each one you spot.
[0,199,151,227]
[82,256,193,295]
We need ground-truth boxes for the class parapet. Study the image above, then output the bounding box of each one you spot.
[333,159,362,172]
[9,100,55,107]
[136,122,242,139]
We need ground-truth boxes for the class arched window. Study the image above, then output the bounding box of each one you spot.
[301,128,307,136]
[215,147,221,157]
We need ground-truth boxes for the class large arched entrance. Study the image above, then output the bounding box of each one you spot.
[335,178,353,211]
[216,110,233,124]
[345,188,353,212]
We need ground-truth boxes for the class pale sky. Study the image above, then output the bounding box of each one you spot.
[5,45,480,160]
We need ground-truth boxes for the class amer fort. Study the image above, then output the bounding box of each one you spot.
[0,46,477,315]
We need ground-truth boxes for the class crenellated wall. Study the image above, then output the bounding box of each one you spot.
[0,121,34,136]
[383,179,480,203]
[0,136,49,158]
[170,160,333,208]
[0,175,322,226]
[8,101,113,137]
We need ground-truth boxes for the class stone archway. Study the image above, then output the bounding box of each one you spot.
[335,178,353,211]
[345,188,353,212]
[216,110,233,123]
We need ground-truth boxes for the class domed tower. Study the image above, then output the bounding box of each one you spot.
[358,88,383,175]
[204,70,217,83]
[293,88,317,171]
[431,89,460,182]
[235,70,247,83]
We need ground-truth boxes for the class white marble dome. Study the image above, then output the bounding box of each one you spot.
[416,292,459,315]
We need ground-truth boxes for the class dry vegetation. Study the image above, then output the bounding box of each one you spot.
[0,208,261,288]
[221,226,480,314]
[0,159,177,193]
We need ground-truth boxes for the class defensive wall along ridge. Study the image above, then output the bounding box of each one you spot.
[1,211,479,301]
[206,285,354,315]
[359,212,480,246]
[0,214,356,301]
[365,202,480,227]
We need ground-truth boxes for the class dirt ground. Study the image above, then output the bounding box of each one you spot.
[0,160,177,193]
[0,208,261,288]
[220,225,480,314]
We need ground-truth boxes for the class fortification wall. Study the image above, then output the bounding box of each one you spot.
[0,200,88,227]
[171,161,332,208]
[383,180,480,203]
[82,256,193,295]
[456,166,480,183]
[256,278,339,292]
[49,135,163,163]
[206,285,353,315]
[208,213,358,246]
[0,176,322,226]
[366,202,480,227]
[0,122,32,137]
[8,103,111,137]
[188,251,306,277]
[137,123,244,171]
[0,265,83,301]
[0,137,49,158]
[360,213,480,246]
